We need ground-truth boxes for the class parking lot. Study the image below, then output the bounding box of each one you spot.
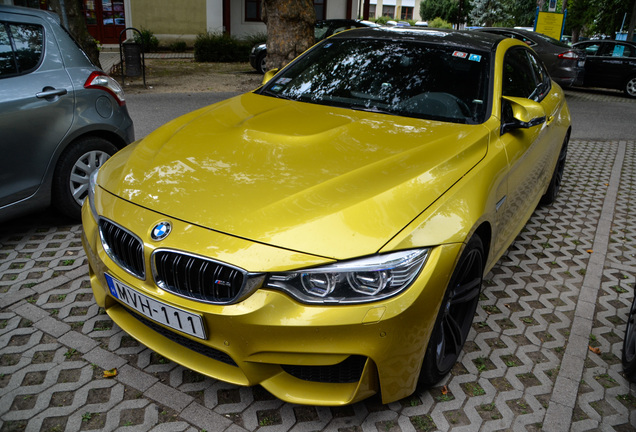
[1,89,635,432]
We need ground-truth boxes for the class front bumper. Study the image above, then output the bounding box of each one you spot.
[81,191,460,405]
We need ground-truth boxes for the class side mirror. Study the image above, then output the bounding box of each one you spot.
[500,96,546,135]
[262,68,279,85]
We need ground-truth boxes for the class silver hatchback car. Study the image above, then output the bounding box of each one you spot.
[0,5,134,221]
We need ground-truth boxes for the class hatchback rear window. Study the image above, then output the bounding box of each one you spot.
[0,22,44,78]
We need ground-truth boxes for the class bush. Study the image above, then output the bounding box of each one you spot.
[194,32,257,62]
[428,17,452,29]
[133,28,159,52]
[169,41,187,52]
[241,32,267,47]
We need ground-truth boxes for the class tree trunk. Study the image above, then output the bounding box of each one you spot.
[262,0,315,71]
[628,0,636,42]
[49,0,101,69]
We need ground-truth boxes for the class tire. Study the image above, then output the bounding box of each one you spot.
[419,235,485,386]
[623,288,636,382]
[625,75,636,98]
[52,136,118,220]
[540,132,569,206]
[255,51,267,74]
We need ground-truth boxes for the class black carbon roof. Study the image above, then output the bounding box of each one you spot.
[330,26,506,53]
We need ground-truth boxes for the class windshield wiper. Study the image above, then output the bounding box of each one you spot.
[260,89,293,100]
[348,105,395,115]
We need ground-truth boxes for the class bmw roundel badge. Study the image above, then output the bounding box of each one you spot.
[151,221,172,241]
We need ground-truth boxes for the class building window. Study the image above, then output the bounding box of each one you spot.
[314,0,326,20]
[401,7,413,20]
[382,6,394,17]
[246,1,326,22]
[246,0,262,22]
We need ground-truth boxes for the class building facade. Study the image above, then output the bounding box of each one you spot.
[368,1,422,21]
[2,0,364,45]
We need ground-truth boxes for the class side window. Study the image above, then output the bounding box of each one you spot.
[9,23,43,74]
[502,47,537,99]
[582,43,602,56]
[526,50,551,100]
[314,22,330,41]
[0,22,43,78]
[609,43,633,58]
[0,23,17,77]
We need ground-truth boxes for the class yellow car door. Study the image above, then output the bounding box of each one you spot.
[494,46,565,255]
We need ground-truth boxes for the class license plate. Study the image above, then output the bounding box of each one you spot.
[105,274,206,340]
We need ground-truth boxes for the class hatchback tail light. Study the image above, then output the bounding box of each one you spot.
[84,71,126,106]
[558,51,580,60]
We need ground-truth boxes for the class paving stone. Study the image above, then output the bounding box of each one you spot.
[117,363,159,392]
[83,346,128,370]
[146,382,194,412]
[180,401,233,431]
[58,330,100,353]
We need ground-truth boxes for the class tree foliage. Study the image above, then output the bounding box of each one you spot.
[590,0,633,36]
[419,0,469,25]
[504,0,537,27]
[563,0,634,39]
[463,0,634,40]
[469,0,511,26]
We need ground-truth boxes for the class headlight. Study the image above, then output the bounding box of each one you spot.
[88,168,100,221]
[265,249,429,304]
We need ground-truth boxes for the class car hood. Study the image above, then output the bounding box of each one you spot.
[100,93,489,260]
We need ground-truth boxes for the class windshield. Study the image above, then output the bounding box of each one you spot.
[259,38,490,124]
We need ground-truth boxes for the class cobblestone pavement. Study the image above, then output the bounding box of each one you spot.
[1,136,636,430]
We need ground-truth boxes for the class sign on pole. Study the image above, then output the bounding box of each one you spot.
[535,11,565,40]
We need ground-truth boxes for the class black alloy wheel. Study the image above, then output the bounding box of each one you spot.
[419,235,485,386]
[622,288,636,382]
[540,132,569,205]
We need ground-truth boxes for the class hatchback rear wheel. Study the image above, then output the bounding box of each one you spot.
[419,235,484,386]
[53,136,118,220]
[255,51,267,74]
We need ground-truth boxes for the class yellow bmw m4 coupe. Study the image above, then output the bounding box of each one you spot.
[82,27,571,405]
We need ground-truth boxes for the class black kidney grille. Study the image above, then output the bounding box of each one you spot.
[153,251,246,303]
[99,219,145,279]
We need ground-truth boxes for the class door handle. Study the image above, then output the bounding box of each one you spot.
[36,87,68,99]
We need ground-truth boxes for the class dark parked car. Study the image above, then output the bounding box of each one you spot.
[0,5,134,222]
[249,19,379,73]
[573,40,636,98]
[474,27,586,87]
